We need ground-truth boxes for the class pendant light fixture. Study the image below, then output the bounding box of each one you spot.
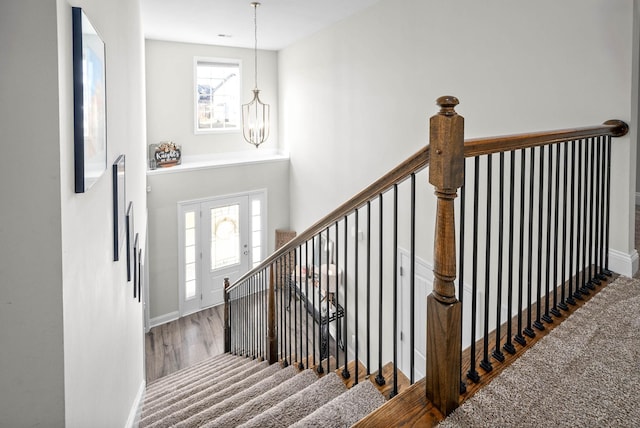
[242,1,270,148]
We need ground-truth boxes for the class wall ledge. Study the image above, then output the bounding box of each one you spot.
[146,149,289,176]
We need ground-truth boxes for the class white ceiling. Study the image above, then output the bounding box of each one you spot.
[141,0,381,51]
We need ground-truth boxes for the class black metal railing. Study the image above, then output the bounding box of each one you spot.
[224,95,628,417]
[458,131,622,387]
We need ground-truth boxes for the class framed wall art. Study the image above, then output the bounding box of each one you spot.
[112,155,126,261]
[133,233,139,299]
[72,7,107,193]
[126,201,134,280]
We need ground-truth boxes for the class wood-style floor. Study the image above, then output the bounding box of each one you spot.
[145,306,225,383]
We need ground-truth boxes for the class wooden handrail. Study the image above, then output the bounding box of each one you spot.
[464,120,628,158]
[229,119,630,292]
[228,144,431,291]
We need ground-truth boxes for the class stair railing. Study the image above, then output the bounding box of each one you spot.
[224,95,629,417]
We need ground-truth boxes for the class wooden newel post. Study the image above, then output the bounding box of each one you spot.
[426,96,464,416]
[224,278,231,353]
[267,264,278,364]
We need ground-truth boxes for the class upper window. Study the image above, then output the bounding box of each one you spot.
[195,58,240,133]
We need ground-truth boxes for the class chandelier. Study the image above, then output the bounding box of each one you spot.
[242,2,270,148]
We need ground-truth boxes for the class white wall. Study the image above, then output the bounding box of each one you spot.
[57,0,148,426]
[0,0,148,426]
[146,39,280,156]
[0,1,65,426]
[147,161,289,321]
[280,0,637,274]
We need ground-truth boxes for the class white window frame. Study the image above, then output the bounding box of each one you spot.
[194,56,242,135]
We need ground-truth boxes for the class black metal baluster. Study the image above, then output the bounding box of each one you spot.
[593,137,603,281]
[326,226,332,371]
[514,149,526,347]
[596,137,606,280]
[298,246,305,369]
[480,155,493,373]
[558,142,570,311]
[583,139,596,291]
[410,173,417,384]
[574,140,585,300]
[311,242,317,369]
[334,221,339,371]
[252,277,256,358]
[524,147,536,339]
[468,156,480,382]
[458,162,469,392]
[503,151,517,355]
[354,209,359,385]
[493,153,506,363]
[376,193,385,386]
[533,145,545,331]
[305,241,310,367]
[542,144,554,324]
[366,201,371,376]
[550,143,562,318]
[566,141,577,306]
[392,184,399,396]
[588,138,600,287]
[342,216,350,380]
[284,255,290,365]
[603,136,612,276]
[317,232,325,374]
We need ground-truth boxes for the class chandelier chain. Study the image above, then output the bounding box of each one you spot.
[253,3,258,90]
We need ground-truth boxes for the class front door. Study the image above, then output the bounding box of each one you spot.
[201,196,249,308]
[178,191,265,316]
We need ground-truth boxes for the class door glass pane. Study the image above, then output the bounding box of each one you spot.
[184,210,197,300]
[211,204,240,269]
[185,280,196,299]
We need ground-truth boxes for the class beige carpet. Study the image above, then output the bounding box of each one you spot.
[440,276,640,427]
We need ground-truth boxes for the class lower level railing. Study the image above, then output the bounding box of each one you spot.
[224,95,629,416]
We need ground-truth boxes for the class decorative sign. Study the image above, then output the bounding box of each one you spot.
[149,141,181,169]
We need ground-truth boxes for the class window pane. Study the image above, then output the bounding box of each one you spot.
[186,263,196,281]
[185,228,195,247]
[196,60,240,131]
[185,280,196,299]
[252,231,261,247]
[252,215,261,232]
[252,199,261,216]
[186,246,196,264]
[211,204,240,269]
[185,211,195,229]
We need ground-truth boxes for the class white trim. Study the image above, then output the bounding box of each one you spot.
[635,192,640,205]
[146,150,288,176]
[608,248,639,277]
[150,311,180,328]
[124,380,145,428]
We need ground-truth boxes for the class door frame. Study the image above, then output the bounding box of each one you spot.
[177,189,267,317]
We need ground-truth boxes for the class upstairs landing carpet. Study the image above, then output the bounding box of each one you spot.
[440,276,640,427]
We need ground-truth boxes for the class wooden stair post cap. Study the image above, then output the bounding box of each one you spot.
[436,96,459,116]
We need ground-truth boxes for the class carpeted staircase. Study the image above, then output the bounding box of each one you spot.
[139,354,386,427]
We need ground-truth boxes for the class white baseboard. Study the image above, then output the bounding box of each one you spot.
[608,248,639,277]
[150,311,179,328]
[124,380,145,428]
[636,192,640,205]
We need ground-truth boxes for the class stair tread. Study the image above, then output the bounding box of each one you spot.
[201,369,319,428]
[145,354,247,400]
[174,365,299,428]
[143,357,261,414]
[140,360,269,426]
[146,353,234,390]
[290,377,386,428]
[240,372,347,428]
